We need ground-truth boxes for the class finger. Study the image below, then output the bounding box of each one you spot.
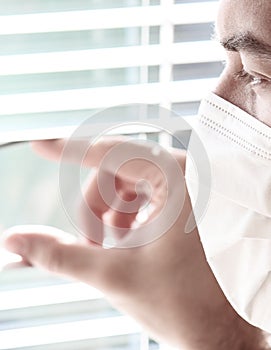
[106,187,146,240]
[3,232,99,280]
[32,137,175,179]
[31,139,67,162]
[80,170,142,242]
[79,171,112,245]
[31,137,126,167]
[2,229,132,292]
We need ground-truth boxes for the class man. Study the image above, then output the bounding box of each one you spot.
[2,0,271,348]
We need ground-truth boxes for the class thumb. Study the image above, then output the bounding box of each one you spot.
[31,137,126,167]
[1,226,124,291]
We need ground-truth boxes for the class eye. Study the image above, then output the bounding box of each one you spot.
[234,69,270,88]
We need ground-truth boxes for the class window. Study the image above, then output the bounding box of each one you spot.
[0,1,223,349]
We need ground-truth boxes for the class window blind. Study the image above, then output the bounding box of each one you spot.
[0,268,145,350]
[0,0,224,143]
[0,1,223,349]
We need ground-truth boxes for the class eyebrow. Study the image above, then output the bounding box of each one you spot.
[220,32,271,59]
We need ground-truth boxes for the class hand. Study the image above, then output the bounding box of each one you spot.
[2,138,266,349]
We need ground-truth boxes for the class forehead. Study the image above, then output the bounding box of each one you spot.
[217,0,271,44]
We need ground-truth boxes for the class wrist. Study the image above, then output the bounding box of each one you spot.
[216,306,271,350]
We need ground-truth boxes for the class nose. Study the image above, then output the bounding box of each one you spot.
[213,67,255,116]
[214,68,233,100]
[213,67,242,106]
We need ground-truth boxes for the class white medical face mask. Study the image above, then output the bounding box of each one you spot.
[185,92,271,332]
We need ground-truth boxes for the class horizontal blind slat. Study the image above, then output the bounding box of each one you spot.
[0,283,102,311]
[0,316,141,349]
[0,2,218,35]
[0,41,223,76]
[0,79,217,115]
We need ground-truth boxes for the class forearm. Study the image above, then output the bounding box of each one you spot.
[176,243,271,350]
[196,301,270,350]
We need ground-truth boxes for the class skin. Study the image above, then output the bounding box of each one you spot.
[215,0,271,126]
[2,0,271,348]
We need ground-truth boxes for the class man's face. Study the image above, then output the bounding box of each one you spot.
[215,0,271,126]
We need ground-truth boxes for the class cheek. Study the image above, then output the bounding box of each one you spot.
[214,68,256,116]
[255,93,271,127]
[238,54,271,126]
[214,52,257,118]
